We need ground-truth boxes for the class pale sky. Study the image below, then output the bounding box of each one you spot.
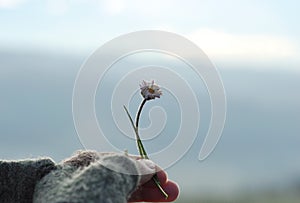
[1,1,300,195]
[1,0,300,68]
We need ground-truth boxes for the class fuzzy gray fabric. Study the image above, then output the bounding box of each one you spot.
[0,158,56,203]
[0,151,140,203]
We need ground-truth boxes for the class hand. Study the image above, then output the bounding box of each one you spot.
[64,151,179,202]
[128,158,179,202]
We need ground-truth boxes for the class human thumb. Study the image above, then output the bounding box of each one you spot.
[135,159,156,186]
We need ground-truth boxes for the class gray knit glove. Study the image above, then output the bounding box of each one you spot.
[0,158,56,203]
[33,151,156,203]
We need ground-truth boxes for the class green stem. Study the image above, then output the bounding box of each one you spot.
[152,174,169,198]
[136,99,147,128]
[123,106,148,159]
[123,100,168,199]
[135,99,148,159]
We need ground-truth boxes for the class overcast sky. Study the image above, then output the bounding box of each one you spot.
[1,0,300,68]
[1,2,300,197]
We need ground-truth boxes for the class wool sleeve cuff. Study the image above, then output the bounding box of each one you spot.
[0,158,56,203]
[34,152,140,203]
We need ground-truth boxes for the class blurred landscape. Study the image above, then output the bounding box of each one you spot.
[1,1,300,202]
[1,49,299,202]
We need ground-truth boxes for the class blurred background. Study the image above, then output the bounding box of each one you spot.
[1,0,300,202]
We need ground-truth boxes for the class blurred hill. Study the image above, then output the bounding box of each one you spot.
[0,49,300,201]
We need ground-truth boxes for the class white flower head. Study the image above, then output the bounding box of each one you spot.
[140,80,162,100]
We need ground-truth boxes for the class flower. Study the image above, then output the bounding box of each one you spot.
[140,80,162,100]
[123,79,168,198]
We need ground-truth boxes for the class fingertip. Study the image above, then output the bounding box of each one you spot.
[137,180,180,202]
[156,168,167,184]
[163,181,180,202]
[141,169,168,188]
